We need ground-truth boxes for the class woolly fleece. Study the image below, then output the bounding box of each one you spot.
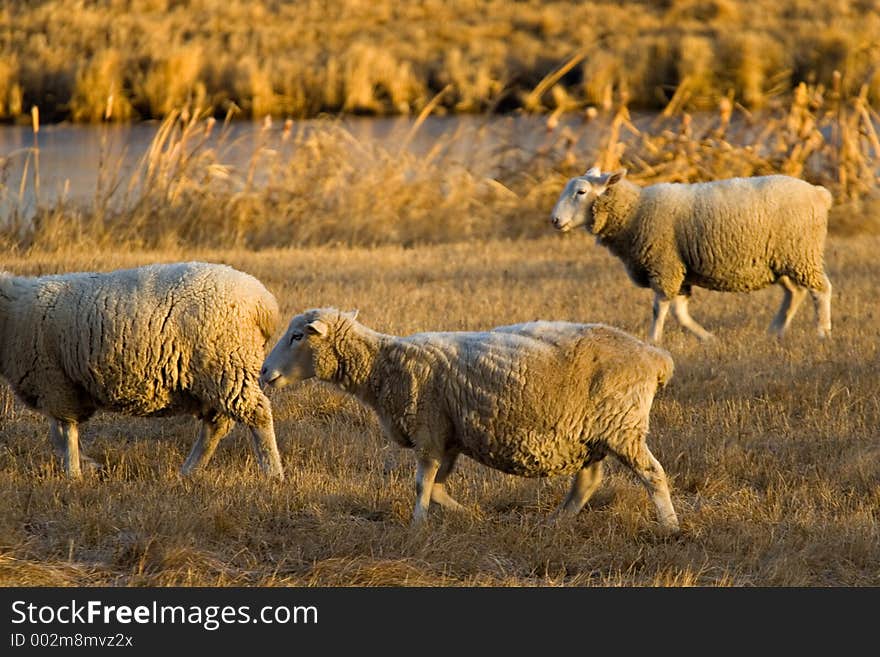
[551,172,833,340]
[0,261,283,478]
[262,309,678,529]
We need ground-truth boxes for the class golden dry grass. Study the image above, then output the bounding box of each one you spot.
[1,18,878,585]
[2,1,880,122]
[1,235,878,586]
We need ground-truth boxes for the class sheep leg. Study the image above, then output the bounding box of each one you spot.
[430,450,464,511]
[49,419,101,474]
[554,460,605,517]
[181,415,234,475]
[412,455,441,526]
[649,293,671,343]
[49,419,82,479]
[808,273,832,338]
[671,294,714,341]
[612,442,679,532]
[769,276,808,337]
[247,419,285,480]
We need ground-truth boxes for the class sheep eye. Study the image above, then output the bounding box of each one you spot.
[290,331,304,344]
[575,189,587,196]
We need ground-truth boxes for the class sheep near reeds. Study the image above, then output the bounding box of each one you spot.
[551,169,833,342]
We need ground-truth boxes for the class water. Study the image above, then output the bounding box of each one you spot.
[7,110,870,225]
[0,114,599,222]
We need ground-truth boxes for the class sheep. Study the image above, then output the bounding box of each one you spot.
[260,308,679,531]
[0,261,284,479]
[550,169,833,342]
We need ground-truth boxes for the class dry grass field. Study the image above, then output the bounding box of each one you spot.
[1,234,878,587]
[1,8,878,587]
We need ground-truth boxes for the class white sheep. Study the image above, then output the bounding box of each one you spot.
[261,308,679,531]
[550,169,833,342]
[0,261,284,479]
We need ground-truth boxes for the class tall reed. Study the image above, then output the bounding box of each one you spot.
[1,1,879,122]
[1,75,877,252]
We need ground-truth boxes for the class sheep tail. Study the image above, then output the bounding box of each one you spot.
[254,296,281,343]
[815,185,833,212]
[652,348,675,390]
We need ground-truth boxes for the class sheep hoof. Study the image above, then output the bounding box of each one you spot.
[659,520,681,536]
[263,467,285,481]
[544,514,570,529]
[81,456,103,472]
[409,508,430,529]
[546,504,579,525]
[409,519,430,533]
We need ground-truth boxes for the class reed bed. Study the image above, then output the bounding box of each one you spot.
[1,1,880,123]
[0,75,877,252]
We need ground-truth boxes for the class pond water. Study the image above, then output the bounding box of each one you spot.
[0,114,605,222]
[4,110,871,225]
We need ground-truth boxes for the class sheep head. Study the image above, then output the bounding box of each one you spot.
[260,308,358,388]
[550,167,627,234]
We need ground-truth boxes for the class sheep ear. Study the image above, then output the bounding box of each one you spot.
[306,319,328,337]
[345,309,359,321]
[605,169,627,186]
[584,166,601,178]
